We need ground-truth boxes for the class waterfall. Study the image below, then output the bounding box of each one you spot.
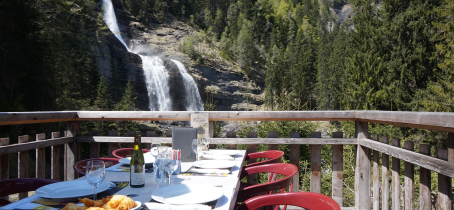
[141,56,172,110]
[171,59,204,111]
[102,0,202,111]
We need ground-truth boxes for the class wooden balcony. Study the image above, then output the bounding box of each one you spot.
[1,111,453,209]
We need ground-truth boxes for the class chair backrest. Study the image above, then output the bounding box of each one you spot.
[237,192,341,210]
[73,158,120,177]
[0,178,60,205]
[244,150,284,168]
[112,148,150,159]
[237,163,298,205]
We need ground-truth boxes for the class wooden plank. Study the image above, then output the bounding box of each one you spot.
[18,135,29,199]
[268,132,279,150]
[226,132,236,149]
[310,132,321,193]
[289,132,300,192]
[0,137,9,180]
[354,121,371,210]
[332,132,343,206]
[391,138,400,210]
[36,133,46,179]
[359,138,454,177]
[247,132,258,185]
[51,132,60,180]
[90,130,100,159]
[403,141,414,210]
[372,134,379,210]
[75,136,357,145]
[419,144,431,210]
[108,131,119,158]
[438,148,452,210]
[0,111,77,126]
[76,111,357,122]
[382,136,390,210]
[65,121,79,181]
[0,137,73,155]
[146,131,156,149]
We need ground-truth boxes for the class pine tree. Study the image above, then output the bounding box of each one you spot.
[94,75,112,111]
[235,20,255,75]
[115,79,138,111]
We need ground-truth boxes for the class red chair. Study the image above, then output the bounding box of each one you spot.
[244,150,284,168]
[0,178,60,206]
[237,192,341,210]
[73,158,119,177]
[237,163,298,209]
[112,148,150,159]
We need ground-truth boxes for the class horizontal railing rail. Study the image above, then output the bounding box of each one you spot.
[0,137,72,154]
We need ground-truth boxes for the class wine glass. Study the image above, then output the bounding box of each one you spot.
[201,137,210,151]
[164,149,179,185]
[85,160,106,201]
[192,139,202,161]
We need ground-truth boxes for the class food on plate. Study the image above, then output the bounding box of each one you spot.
[79,197,104,207]
[87,208,105,210]
[102,195,137,210]
[61,203,87,210]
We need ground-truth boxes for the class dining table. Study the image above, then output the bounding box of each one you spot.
[1,149,247,210]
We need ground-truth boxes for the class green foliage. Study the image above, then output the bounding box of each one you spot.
[94,75,112,111]
[115,79,138,111]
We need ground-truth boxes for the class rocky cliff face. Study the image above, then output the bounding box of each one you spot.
[95,0,264,111]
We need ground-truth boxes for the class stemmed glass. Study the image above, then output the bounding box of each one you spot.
[201,137,210,151]
[85,160,106,201]
[192,139,202,161]
[164,149,179,185]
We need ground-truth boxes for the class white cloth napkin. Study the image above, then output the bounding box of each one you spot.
[200,154,233,160]
[145,202,211,210]
[187,168,230,174]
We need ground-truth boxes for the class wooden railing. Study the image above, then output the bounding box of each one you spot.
[0,111,453,209]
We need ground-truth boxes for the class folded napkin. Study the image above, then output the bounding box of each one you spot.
[145,202,211,210]
[187,168,230,174]
[200,154,233,160]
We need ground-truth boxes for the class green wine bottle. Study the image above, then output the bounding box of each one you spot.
[130,131,145,188]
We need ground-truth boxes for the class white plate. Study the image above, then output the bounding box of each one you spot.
[200,154,233,160]
[119,155,156,165]
[131,201,142,210]
[35,180,114,200]
[151,184,223,205]
[193,160,236,169]
[203,150,242,156]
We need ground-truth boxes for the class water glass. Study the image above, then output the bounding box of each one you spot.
[85,160,106,201]
[163,149,179,185]
[156,146,170,183]
[201,137,210,151]
[192,139,202,161]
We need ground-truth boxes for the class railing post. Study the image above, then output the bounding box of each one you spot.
[355,121,370,210]
[268,132,279,151]
[310,132,321,193]
[332,132,343,206]
[18,135,29,199]
[0,137,9,200]
[419,144,431,210]
[36,133,46,179]
[0,137,9,181]
[209,121,215,149]
[51,132,61,180]
[372,134,380,210]
[382,136,390,210]
[226,132,236,149]
[247,132,258,185]
[289,132,300,192]
[90,130,100,159]
[438,148,452,210]
[391,138,401,210]
[109,131,120,157]
[65,121,79,181]
[404,141,414,210]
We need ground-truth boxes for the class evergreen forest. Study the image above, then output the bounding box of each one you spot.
[1,0,454,207]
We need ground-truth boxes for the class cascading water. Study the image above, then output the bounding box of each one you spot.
[171,59,204,111]
[102,0,202,111]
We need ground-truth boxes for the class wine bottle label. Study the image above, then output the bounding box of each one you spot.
[131,165,145,185]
